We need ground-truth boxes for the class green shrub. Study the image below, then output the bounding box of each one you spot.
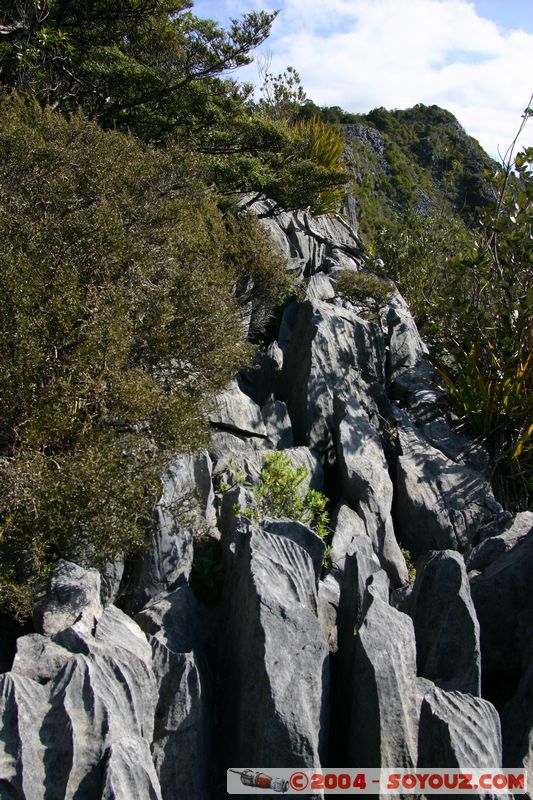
[235,451,330,540]
[401,547,417,583]
[335,270,394,310]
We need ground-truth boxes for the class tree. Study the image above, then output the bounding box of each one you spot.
[257,58,306,122]
[0,1,276,139]
[0,3,352,213]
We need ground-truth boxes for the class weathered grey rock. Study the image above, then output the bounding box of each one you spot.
[2,601,159,800]
[220,523,329,768]
[417,678,502,772]
[339,589,418,768]
[209,380,266,437]
[248,196,362,278]
[262,398,293,449]
[470,528,533,688]
[33,559,103,636]
[305,210,361,258]
[0,672,49,799]
[306,272,335,301]
[410,550,481,695]
[278,297,302,353]
[209,430,265,482]
[420,416,490,473]
[381,291,427,382]
[52,605,158,742]
[100,556,125,606]
[467,511,533,572]
[247,201,293,260]
[121,452,215,612]
[135,582,202,654]
[337,550,384,655]
[150,639,210,800]
[394,408,504,559]
[12,634,74,684]
[279,299,387,455]
[101,736,162,800]
[335,396,408,587]
[390,362,446,425]
[267,340,284,370]
[329,502,369,573]
[263,518,326,585]
[390,582,415,614]
[318,574,341,653]
[366,569,391,602]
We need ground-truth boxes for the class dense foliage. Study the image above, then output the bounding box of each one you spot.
[438,143,533,510]
[0,0,274,139]
[335,270,394,314]
[0,1,350,210]
[0,94,289,616]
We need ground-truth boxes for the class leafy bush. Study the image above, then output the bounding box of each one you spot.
[0,94,289,617]
[0,1,276,141]
[335,270,394,310]
[222,212,292,336]
[375,208,472,333]
[234,451,330,540]
[281,116,351,215]
[438,141,533,510]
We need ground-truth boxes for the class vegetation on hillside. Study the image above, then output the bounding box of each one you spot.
[0,0,530,618]
[0,95,291,616]
[0,1,350,210]
[339,101,532,511]
[0,2,352,617]
[438,137,533,510]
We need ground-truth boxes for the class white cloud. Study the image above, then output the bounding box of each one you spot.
[210,0,533,157]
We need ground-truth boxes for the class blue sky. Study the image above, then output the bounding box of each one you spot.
[191,0,533,158]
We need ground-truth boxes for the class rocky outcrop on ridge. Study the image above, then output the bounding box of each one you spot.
[0,198,530,799]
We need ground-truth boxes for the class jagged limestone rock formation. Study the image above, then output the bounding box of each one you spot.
[1,199,529,799]
[279,298,387,454]
[218,522,329,770]
[33,559,103,636]
[410,550,481,695]
[1,583,160,799]
[470,524,533,780]
[329,502,369,573]
[120,451,216,614]
[393,407,505,559]
[467,511,533,572]
[338,585,419,770]
[335,395,408,586]
[417,678,503,771]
